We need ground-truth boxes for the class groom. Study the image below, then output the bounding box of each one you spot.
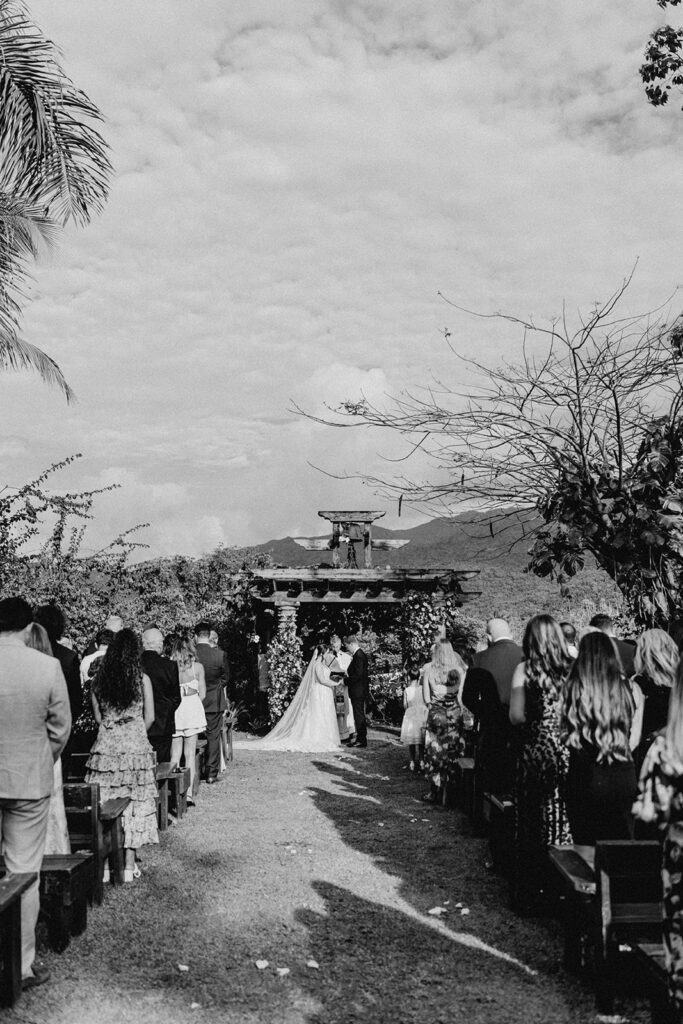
[344,635,369,748]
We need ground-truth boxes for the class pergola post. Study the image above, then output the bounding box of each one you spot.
[276,601,298,635]
[363,520,372,569]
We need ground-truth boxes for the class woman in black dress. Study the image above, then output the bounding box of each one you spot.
[632,628,678,769]
[561,631,636,844]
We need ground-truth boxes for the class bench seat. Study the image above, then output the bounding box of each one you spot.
[0,853,94,954]
[0,873,37,1007]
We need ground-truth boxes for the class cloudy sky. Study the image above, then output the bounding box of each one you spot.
[1,0,681,557]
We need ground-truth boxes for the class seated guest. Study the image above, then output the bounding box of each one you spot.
[561,631,637,844]
[589,612,636,676]
[509,614,572,909]
[633,657,683,1017]
[34,603,82,778]
[86,629,158,881]
[141,627,181,765]
[169,633,206,803]
[422,669,466,803]
[632,628,679,768]
[25,624,70,855]
[0,597,71,989]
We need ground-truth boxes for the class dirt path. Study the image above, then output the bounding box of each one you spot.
[10,733,649,1024]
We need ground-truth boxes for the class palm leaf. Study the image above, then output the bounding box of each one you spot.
[0,331,73,401]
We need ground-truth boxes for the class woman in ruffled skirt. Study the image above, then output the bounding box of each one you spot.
[86,628,158,881]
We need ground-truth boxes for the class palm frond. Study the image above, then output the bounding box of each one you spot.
[0,1,112,225]
[0,332,73,401]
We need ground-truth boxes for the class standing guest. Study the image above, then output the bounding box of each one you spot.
[561,631,637,844]
[633,657,683,1016]
[141,627,181,765]
[0,597,71,989]
[590,612,636,677]
[209,630,219,648]
[559,622,579,660]
[83,613,123,657]
[195,621,229,783]
[422,669,466,803]
[509,614,572,909]
[25,624,70,855]
[169,634,206,803]
[345,635,370,748]
[462,619,523,794]
[86,629,158,880]
[421,639,467,704]
[34,603,82,779]
[80,628,114,687]
[632,629,679,767]
[400,664,427,771]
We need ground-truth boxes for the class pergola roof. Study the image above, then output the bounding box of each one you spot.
[252,566,481,604]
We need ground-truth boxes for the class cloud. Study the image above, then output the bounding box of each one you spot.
[1,0,679,556]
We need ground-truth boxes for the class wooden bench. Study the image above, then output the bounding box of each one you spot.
[155,763,191,830]
[593,840,663,1014]
[63,783,130,904]
[0,873,37,1007]
[482,792,515,875]
[194,737,207,796]
[0,853,94,954]
[633,943,678,1024]
[548,844,596,973]
[451,757,475,816]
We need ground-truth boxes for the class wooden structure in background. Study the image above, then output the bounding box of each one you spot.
[293,510,409,568]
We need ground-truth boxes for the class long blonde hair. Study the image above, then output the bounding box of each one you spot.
[665,659,683,760]
[523,614,570,696]
[634,629,678,689]
[561,632,633,764]
[428,639,466,686]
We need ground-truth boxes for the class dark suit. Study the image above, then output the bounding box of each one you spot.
[52,641,82,778]
[141,650,181,764]
[346,647,370,746]
[612,637,635,678]
[195,642,229,778]
[462,638,523,795]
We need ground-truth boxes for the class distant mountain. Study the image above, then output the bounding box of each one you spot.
[253,512,621,627]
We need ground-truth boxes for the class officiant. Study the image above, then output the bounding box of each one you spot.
[325,634,355,744]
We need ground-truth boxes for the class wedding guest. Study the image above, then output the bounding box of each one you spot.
[509,614,572,909]
[421,639,467,704]
[590,612,636,676]
[209,630,219,648]
[462,619,523,794]
[345,635,370,748]
[327,634,354,744]
[141,627,181,765]
[34,603,82,778]
[195,621,229,783]
[632,628,679,767]
[25,624,71,855]
[169,634,206,803]
[400,664,427,771]
[633,656,683,1016]
[561,631,637,844]
[80,628,114,686]
[559,621,578,659]
[83,613,123,657]
[86,629,158,880]
[0,597,71,988]
[422,669,466,803]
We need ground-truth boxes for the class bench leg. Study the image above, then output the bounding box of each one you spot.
[45,900,72,954]
[71,897,88,937]
[0,900,22,1007]
[109,820,126,885]
[157,782,169,831]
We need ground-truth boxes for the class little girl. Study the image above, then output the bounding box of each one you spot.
[400,665,428,771]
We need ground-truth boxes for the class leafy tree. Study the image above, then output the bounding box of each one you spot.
[298,272,683,629]
[0,1,112,398]
[641,0,683,107]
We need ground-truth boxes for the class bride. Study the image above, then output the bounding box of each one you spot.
[239,647,340,752]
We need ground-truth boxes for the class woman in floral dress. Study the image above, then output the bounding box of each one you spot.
[509,614,572,910]
[86,629,158,881]
[422,669,470,803]
[633,656,683,1014]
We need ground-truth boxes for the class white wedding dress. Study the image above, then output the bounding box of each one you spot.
[237,655,341,752]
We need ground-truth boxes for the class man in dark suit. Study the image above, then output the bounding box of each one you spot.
[462,618,523,794]
[195,621,229,783]
[34,604,82,779]
[344,635,369,748]
[141,628,181,765]
[589,613,635,676]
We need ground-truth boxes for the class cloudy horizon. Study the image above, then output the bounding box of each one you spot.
[1,0,681,559]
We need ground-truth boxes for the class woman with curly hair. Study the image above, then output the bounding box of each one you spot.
[634,658,683,1014]
[169,633,206,804]
[632,628,679,768]
[86,629,158,881]
[509,614,572,909]
[561,630,636,845]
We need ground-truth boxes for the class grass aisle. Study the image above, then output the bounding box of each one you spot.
[14,734,649,1024]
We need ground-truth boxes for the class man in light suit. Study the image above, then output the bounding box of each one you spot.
[194,622,229,783]
[0,597,71,988]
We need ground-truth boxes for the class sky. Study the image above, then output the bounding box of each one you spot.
[0,0,681,558]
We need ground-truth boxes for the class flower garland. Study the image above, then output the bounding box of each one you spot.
[266,614,303,724]
[402,593,482,665]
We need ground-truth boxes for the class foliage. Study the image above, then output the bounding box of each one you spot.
[300,275,683,630]
[0,1,112,399]
[401,593,483,667]
[266,612,303,724]
[641,1,683,107]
